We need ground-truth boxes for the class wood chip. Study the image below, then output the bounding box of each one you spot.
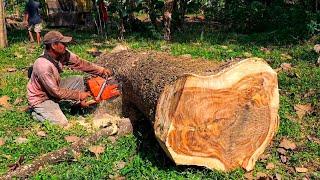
[277,148,287,155]
[295,167,308,173]
[64,135,81,143]
[294,104,313,119]
[266,162,275,170]
[279,138,297,150]
[280,155,287,163]
[275,173,282,180]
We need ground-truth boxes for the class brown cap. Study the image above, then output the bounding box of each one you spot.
[43,31,72,45]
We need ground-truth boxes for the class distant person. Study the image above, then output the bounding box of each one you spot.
[23,0,42,44]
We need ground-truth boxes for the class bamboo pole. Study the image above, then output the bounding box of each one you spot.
[0,0,8,48]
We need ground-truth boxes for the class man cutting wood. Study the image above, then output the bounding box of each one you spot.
[27,30,113,127]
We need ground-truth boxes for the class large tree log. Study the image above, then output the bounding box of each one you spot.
[97,51,279,171]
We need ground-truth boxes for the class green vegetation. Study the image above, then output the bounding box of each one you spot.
[0,25,319,179]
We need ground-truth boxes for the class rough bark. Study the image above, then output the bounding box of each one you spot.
[0,118,133,179]
[97,50,279,172]
[0,0,8,48]
[163,0,175,41]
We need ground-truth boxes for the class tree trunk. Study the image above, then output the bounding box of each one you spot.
[163,0,175,41]
[0,0,8,48]
[97,51,279,171]
[147,0,157,27]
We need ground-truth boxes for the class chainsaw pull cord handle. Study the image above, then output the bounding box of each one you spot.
[95,78,108,101]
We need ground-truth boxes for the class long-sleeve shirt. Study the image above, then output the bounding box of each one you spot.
[27,50,105,107]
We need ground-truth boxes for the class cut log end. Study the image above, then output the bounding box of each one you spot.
[155,58,279,171]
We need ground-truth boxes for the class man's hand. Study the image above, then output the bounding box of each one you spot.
[80,100,90,107]
[79,92,91,101]
[23,21,28,27]
[102,68,113,78]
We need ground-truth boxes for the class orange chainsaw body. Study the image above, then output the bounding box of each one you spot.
[87,77,120,101]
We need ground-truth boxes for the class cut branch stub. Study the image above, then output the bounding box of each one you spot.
[98,51,279,171]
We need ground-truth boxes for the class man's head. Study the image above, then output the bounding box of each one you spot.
[43,31,72,54]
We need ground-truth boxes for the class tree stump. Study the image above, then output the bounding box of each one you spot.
[97,50,279,171]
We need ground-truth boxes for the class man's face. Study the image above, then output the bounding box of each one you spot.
[52,42,67,55]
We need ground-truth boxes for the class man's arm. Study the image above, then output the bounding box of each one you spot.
[35,64,86,101]
[63,51,112,77]
[23,4,29,27]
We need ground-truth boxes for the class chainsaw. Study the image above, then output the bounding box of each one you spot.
[85,76,121,105]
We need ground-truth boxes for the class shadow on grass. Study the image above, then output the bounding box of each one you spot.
[122,102,236,178]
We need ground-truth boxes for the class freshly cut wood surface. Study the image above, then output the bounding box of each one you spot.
[97,50,279,171]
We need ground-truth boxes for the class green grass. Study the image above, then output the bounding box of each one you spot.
[0,26,319,179]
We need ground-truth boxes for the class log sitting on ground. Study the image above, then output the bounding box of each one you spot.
[97,50,279,171]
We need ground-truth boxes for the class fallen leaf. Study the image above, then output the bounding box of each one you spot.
[279,138,297,150]
[0,96,12,109]
[277,148,287,155]
[259,153,271,160]
[15,137,28,144]
[256,172,268,179]
[36,131,47,137]
[89,145,105,157]
[266,162,275,170]
[275,173,282,180]
[181,54,192,58]
[13,98,23,105]
[107,136,117,143]
[243,52,253,57]
[63,123,73,130]
[17,106,29,112]
[77,120,91,128]
[244,171,253,180]
[93,42,103,46]
[280,53,292,60]
[303,89,316,98]
[114,161,126,170]
[64,135,80,143]
[295,167,308,173]
[86,48,102,57]
[307,135,320,144]
[280,155,287,163]
[0,138,5,146]
[14,52,23,58]
[6,68,17,72]
[294,104,313,119]
[220,45,228,49]
[111,44,129,53]
[260,47,271,54]
[71,150,82,161]
[2,154,12,159]
[280,63,292,72]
